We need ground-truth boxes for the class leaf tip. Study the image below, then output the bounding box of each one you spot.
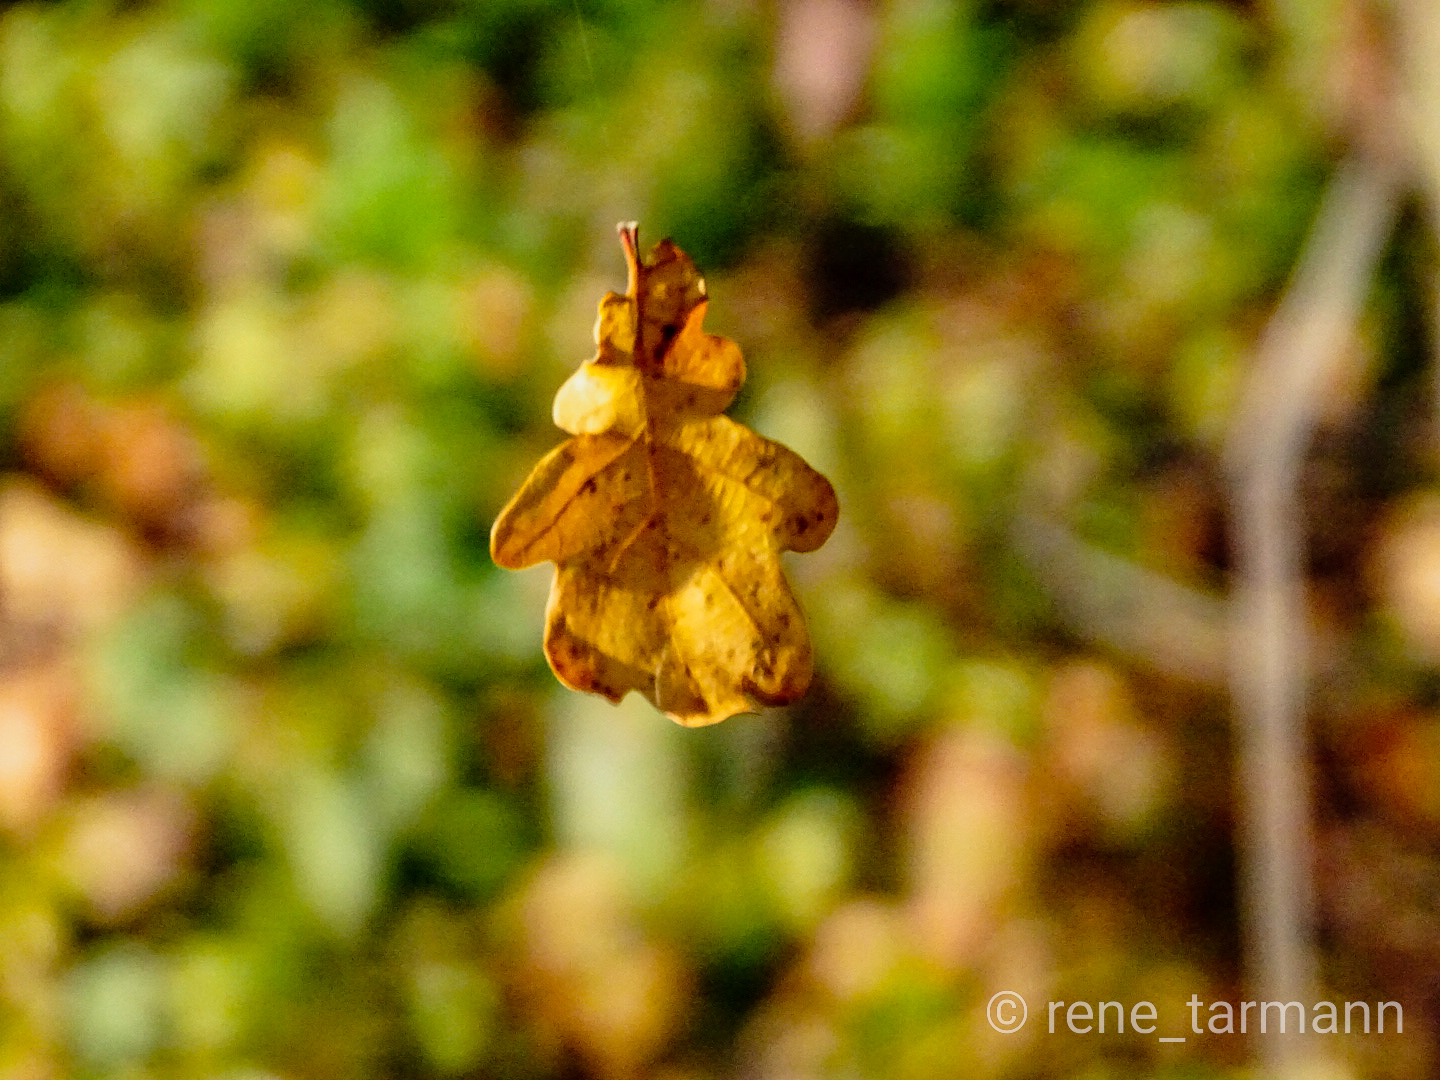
[664,704,756,727]
[488,512,522,570]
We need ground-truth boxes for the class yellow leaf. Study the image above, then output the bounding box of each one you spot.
[491,224,838,726]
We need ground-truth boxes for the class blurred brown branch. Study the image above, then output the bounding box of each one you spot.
[1224,148,1402,1075]
[1011,509,1227,684]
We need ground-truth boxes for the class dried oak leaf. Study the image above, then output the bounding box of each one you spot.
[491,224,838,726]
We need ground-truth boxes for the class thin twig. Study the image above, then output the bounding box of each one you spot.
[1223,151,1402,1076]
[1010,510,1228,683]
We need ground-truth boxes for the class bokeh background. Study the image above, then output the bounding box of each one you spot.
[0,0,1437,1077]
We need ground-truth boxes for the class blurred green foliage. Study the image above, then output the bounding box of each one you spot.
[0,0,1434,1078]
